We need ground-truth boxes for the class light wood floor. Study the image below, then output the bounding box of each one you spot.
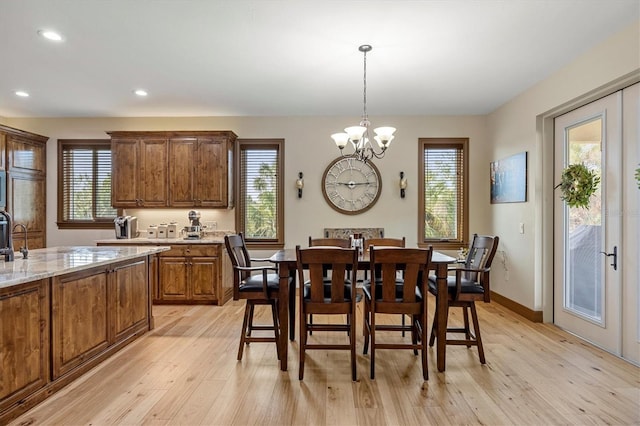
[10,297,639,426]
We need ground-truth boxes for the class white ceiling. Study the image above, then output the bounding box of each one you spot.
[1,0,638,118]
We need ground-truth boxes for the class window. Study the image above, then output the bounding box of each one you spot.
[57,139,118,229]
[418,138,469,250]
[235,139,284,248]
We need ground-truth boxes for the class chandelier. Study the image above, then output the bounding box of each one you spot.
[331,44,396,163]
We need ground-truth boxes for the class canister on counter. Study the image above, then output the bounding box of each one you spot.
[147,225,158,239]
[157,223,168,239]
[167,222,177,238]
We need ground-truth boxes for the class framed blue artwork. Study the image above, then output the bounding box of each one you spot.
[490,152,527,203]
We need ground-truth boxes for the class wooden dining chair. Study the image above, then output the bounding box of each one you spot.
[427,234,499,364]
[307,237,355,334]
[296,245,359,381]
[363,237,406,252]
[308,237,352,248]
[363,246,432,380]
[363,237,408,334]
[224,233,288,361]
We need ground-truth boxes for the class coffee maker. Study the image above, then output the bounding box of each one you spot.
[114,216,138,239]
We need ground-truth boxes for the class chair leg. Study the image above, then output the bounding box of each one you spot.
[370,310,376,380]
[246,302,255,340]
[470,302,486,364]
[421,310,428,381]
[463,306,472,347]
[363,299,370,355]
[299,310,306,380]
[429,307,437,347]
[309,313,313,335]
[238,301,252,360]
[411,314,418,356]
[350,307,357,381]
[270,300,281,360]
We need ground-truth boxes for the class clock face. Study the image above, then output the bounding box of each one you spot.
[322,157,382,215]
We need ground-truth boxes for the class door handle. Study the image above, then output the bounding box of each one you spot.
[600,246,617,271]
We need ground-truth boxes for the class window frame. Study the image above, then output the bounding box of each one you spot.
[235,139,285,249]
[418,137,469,250]
[57,139,120,230]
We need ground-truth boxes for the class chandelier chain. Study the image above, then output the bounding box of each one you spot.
[362,48,368,124]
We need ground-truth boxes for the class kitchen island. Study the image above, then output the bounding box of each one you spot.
[0,245,169,424]
[96,237,233,305]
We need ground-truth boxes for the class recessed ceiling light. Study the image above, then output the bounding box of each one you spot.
[134,89,148,97]
[37,29,63,42]
[15,91,29,97]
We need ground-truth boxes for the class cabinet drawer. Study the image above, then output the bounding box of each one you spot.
[159,244,219,257]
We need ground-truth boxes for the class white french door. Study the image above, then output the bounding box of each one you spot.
[553,84,639,364]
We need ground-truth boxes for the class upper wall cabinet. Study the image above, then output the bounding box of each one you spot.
[0,124,49,249]
[108,131,237,209]
[110,135,169,208]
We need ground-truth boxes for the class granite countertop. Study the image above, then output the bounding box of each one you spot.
[0,246,170,289]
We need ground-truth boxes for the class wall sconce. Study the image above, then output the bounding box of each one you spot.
[399,171,407,198]
[296,172,304,198]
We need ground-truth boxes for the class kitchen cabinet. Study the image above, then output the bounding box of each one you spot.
[0,125,48,249]
[51,257,149,379]
[0,279,49,417]
[108,130,236,208]
[110,135,168,207]
[0,247,158,424]
[157,244,222,303]
[169,135,232,207]
[96,241,233,305]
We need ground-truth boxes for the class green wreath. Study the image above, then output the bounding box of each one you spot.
[635,164,640,189]
[555,163,600,208]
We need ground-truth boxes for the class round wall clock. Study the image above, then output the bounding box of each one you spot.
[321,157,382,215]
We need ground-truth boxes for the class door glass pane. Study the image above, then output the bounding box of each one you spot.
[564,118,603,322]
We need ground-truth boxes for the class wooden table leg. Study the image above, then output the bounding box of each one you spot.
[436,262,448,372]
[278,262,289,371]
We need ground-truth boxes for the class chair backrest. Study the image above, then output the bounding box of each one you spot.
[296,246,358,304]
[364,237,405,252]
[224,233,252,299]
[369,247,432,312]
[308,237,351,248]
[463,234,499,299]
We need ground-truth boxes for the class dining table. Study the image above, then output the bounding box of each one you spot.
[269,248,456,372]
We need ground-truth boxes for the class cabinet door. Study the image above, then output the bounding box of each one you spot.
[196,137,227,207]
[191,256,218,301]
[139,138,168,207]
[168,138,197,206]
[158,257,189,300]
[111,259,148,341]
[7,135,46,175]
[8,171,46,248]
[111,138,140,207]
[51,267,109,379]
[0,279,49,414]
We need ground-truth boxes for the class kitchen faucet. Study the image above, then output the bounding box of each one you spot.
[13,223,28,259]
[0,210,14,261]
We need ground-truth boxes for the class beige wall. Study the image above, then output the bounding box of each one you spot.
[486,20,639,315]
[5,19,639,316]
[5,114,489,252]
